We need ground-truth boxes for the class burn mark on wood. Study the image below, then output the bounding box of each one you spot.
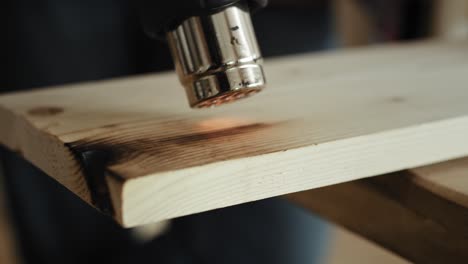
[102,124,118,129]
[28,106,64,117]
[156,123,269,145]
[65,145,115,216]
[64,122,278,214]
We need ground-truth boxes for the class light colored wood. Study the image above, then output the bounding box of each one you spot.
[433,0,468,40]
[288,157,468,264]
[1,41,468,227]
[326,225,409,264]
[412,158,468,209]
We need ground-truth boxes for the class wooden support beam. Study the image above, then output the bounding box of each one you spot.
[325,225,409,264]
[287,158,468,264]
[1,41,468,227]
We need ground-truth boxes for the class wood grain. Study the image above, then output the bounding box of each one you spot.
[1,41,468,227]
[288,157,468,264]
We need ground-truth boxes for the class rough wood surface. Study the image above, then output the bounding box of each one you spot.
[288,157,468,264]
[1,41,468,227]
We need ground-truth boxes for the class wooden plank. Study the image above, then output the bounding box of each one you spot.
[412,159,468,209]
[325,225,409,264]
[1,41,468,227]
[287,157,468,264]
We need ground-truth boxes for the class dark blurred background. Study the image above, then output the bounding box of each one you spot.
[1,0,462,263]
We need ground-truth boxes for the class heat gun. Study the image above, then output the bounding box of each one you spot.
[138,0,268,108]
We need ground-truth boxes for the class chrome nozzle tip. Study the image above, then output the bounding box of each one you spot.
[167,3,266,109]
[194,88,262,108]
[187,64,266,108]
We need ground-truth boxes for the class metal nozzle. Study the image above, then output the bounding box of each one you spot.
[167,3,266,108]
